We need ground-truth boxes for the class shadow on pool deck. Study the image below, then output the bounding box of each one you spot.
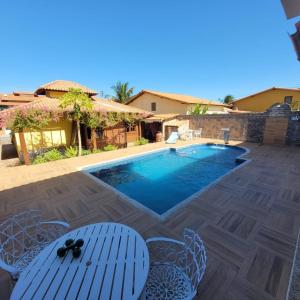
[0,140,300,299]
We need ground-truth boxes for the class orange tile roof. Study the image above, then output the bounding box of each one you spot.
[35,80,97,96]
[93,97,151,114]
[127,90,228,107]
[0,93,38,107]
[234,87,300,103]
[0,96,152,117]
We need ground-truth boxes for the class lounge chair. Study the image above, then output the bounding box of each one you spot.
[166,132,179,144]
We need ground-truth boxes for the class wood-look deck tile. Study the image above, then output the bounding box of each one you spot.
[217,209,257,240]
[0,140,300,300]
[254,225,296,259]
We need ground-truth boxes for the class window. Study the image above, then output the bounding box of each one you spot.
[284,96,293,105]
[96,127,104,139]
[151,102,156,111]
[126,123,136,132]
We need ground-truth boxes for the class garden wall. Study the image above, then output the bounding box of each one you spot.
[179,113,267,143]
[178,107,300,146]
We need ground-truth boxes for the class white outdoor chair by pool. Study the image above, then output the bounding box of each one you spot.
[0,210,69,281]
[142,228,207,300]
[194,128,202,139]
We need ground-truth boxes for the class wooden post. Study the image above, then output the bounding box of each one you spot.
[19,131,30,165]
[91,128,97,151]
[138,121,142,139]
[124,121,128,147]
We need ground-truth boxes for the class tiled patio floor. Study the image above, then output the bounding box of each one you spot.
[0,139,300,300]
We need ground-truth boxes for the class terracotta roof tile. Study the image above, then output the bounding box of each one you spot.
[35,80,97,96]
[127,90,228,107]
[93,97,151,114]
[0,93,38,107]
[0,96,152,117]
[234,87,300,103]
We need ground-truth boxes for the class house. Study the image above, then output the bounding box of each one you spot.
[0,80,151,160]
[126,90,229,141]
[126,90,229,115]
[233,87,300,112]
[0,92,39,110]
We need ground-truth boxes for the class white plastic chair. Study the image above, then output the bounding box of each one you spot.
[142,228,207,300]
[194,128,202,139]
[0,210,69,280]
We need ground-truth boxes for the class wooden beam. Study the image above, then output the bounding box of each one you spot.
[19,131,30,165]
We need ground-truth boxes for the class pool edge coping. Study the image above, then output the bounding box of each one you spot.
[78,143,251,221]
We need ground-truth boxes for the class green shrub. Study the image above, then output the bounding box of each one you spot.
[32,155,48,165]
[32,149,64,164]
[43,149,64,161]
[92,149,103,154]
[82,149,91,156]
[103,144,118,151]
[135,137,149,146]
[65,146,78,158]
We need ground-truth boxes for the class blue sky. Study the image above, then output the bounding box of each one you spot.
[0,0,299,101]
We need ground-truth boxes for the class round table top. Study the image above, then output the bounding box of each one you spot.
[11,222,149,300]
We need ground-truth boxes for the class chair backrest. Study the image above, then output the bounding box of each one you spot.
[0,210,42,273]
[183,228,207,291]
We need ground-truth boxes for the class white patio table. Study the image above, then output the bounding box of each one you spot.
[10,222,149,300]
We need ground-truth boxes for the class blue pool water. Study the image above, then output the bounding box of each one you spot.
[87,144,246,216]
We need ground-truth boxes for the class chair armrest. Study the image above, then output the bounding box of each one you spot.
[0,260,18,275]
[38,221,70,241]
[145,236,186,268]
[146,237,184,246]
[41,221,70,228]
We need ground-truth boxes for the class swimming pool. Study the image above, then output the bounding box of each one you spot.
[83,144,247,218]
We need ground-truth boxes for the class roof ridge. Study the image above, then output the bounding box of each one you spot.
[128,89,226,106]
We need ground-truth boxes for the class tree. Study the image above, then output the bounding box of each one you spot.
[111,81,134,103]
[99,91,111,99]
[189,104,208,115]
[59,88,93,156]
[81,112,107,152]
[223,95,235,104]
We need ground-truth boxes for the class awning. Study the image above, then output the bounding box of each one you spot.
[143,114,179,123]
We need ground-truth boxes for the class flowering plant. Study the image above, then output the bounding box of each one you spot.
[0,106,60,132]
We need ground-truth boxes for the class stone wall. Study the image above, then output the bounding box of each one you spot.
[246,115,266,143]
[179,113,266,143]
[178,108,300,146]
[263,117,289,145]
[286,113,300,145]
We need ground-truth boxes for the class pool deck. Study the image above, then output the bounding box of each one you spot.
[0,138,300,299]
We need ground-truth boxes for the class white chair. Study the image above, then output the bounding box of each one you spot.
[142,228,207,300]
[0,210,69,280]
[187,130,194,140]
[194,128,202,139]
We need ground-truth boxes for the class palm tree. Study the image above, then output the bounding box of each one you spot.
[59,88,93,156]
[111,81,134,103]
[223,95,235,104]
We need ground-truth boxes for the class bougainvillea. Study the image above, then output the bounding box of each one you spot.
[0,106,61,132]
